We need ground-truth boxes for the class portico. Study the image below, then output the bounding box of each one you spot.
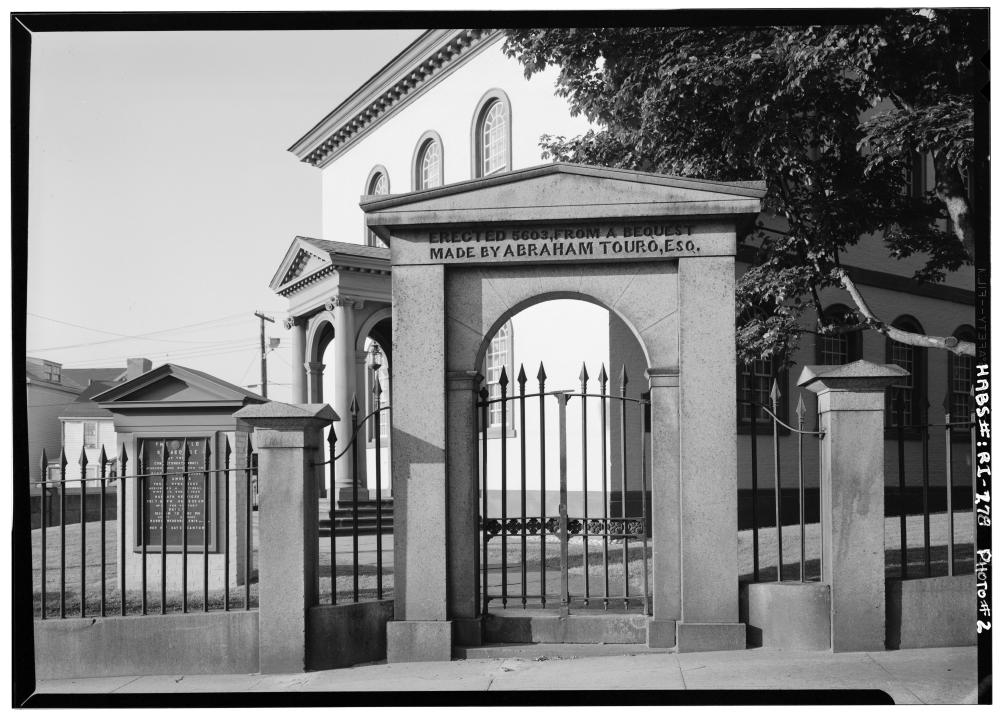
[270,236,392,500]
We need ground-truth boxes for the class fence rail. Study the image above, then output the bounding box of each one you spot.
[315,381,392,605]
[740,385,824,584]
[738,381,976,585]
[34,437,257,620]
[887,387,974,580]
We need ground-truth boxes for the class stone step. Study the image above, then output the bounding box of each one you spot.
[454,642,668,660]
[484,611,649,644]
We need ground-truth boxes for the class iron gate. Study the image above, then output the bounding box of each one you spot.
[477,362,651,617]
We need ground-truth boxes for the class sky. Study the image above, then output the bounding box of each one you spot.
[24,29,424,403]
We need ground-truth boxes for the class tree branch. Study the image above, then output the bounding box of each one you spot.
[833,266,975,356]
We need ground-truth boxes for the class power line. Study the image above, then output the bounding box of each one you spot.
[26,312,255,353]
[60,341,259,368]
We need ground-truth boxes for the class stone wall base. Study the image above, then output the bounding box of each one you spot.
[746,582,831,650]
[34,612,259,680]
[676,622,746,652]
[307,600,393,670]
[646,619,676,648]
[886,575,975,649]
[386,620,453,663]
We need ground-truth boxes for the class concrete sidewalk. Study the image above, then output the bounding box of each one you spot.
[33,645,980,704]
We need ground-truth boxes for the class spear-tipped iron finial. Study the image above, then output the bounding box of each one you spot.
[795,394,806,425]
[517,364,527,387]
[770,378,782,409]
[579,362,589,390]
[536,362,547,386]
[598,363,608,388]
[499,366,509,391]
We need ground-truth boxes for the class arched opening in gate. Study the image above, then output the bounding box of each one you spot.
[475,297,653,616]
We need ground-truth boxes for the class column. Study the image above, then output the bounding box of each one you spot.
[676,255,745,651]
[386,264,451,662]
[306,362,325,404]
[445,369,482,646]
[798,360,908,651]
[329,296,360,502]
[286,316,307,404]
[232,401,336,673]
[353,350,370,498]
[645,367,681,648]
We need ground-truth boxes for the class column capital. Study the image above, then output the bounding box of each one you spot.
[325,295,364,312]
[305,361,326,373]
[284,315,302,330]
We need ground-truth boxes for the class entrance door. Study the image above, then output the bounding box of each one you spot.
[477,362,651,618]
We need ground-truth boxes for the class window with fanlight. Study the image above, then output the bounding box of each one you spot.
[472,90,511,178]
[365,167,389,247]
[816,304,863,366]
[948,325,975,425]
[885,316,927,429]
[415,135,443,190]
[484,321,514,429]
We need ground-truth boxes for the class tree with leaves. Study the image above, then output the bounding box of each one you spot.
[503,9,981,363]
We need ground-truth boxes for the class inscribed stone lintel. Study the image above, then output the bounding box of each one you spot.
[391,222,736,267]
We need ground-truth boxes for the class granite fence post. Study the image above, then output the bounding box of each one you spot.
[232,401,336,673]
[798,360,908,652]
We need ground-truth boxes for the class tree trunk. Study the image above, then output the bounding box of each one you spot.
[933,153,975,260]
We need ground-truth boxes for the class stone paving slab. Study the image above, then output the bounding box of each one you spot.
[31,646,979,704]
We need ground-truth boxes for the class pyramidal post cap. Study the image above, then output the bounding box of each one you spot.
[797,360,909,391]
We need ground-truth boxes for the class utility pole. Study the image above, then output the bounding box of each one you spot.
[254,311,275,398]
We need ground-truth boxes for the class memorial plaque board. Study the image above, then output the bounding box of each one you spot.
[137,437,216,552]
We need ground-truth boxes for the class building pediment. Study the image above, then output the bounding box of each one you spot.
[362,162,765,241]
[270,236,390,297]
[93,363,265,410]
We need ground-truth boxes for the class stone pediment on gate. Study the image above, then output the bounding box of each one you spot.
[361,162,766,237]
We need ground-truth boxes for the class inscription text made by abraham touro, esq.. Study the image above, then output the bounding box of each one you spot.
[424,223,708,263]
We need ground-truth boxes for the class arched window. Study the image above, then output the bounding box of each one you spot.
[472,90,511,178]
[364,166,389,247]
[485,321,514,428]
[816,304,863,365]
[412,131,444,190]
[885,316,927,428]
[948,325,976,422]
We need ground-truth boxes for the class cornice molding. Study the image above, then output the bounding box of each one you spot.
[289,28,500,169]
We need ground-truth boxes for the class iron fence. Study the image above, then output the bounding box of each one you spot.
[887,388,975,579]
[478,363,651,616]
[318,378,392,605]
[33,437,257,619]
[739,383,825,584]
